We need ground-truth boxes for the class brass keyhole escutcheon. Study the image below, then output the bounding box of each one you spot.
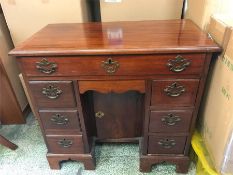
[101,58,120,74]
[95,111,104,118]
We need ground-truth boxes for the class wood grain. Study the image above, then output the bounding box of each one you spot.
[151,79,200,107]
[29,81,76,108]
[148,135,187,154]
[46,135,84,154]
[10,20,221,56]
[18,54,206,77]
[79,80,145,94]
[39,110,81,135]
[149,109,193,133]
[93,91,144,139]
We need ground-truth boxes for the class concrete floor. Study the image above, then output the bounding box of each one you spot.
[0,113,196,175]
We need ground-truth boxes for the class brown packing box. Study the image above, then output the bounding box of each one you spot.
[185,0,231,30]
[208,16,232,47]
[186,0,233,31]
[0,0,91,116]
[100,0,183,22]
[0,0,90,46]
[200,15,233,173]
[199,15,232,128]
[185,0,206,29]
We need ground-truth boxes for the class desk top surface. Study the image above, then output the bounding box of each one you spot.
[10,20,221,57]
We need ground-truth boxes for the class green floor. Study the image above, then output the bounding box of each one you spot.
[0,113,196,175]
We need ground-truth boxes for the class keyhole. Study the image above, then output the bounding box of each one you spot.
[108,58,112,64]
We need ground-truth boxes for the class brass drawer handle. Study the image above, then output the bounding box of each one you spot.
[101,58,119,74]
[36,58,57,74]
[57,139,73,148]
[95,111,104,118]
[164,82,185,97]
[158,139,176,149]
[161,114,181,126]
[42,85,62,99]
[167,55,191,73]
[50,114,69,125]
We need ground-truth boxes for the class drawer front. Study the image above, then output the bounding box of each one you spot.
[151,79,199,107]
[149,110,193,133]
[19,54,205,77]
[39,110,81,135]
[29,81,76,108]
[46,135,84,154]
[148,136,186,154]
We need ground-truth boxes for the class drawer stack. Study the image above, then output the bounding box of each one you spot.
[148,79,199,155]
[146,54,203,156]
[29,80,85,155]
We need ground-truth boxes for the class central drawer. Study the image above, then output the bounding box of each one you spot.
[19,54,205,77]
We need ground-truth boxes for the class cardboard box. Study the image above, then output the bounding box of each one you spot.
[186,0,233,30]
[200,15,233,174]
[208,15,231,47]
[100,0,183,22]
[0,10,28,110]
[219,31,233,174]
[185,0,206,29]
[0,0,90,46]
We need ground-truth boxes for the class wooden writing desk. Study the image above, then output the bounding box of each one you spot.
[10,20,220,173]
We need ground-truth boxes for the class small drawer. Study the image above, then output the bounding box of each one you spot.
[29,81,76,108]
[151,79,199,107]
[19,54,205,77]
[148,136,186,154]
[149,110,193,133]
[46,135,84,154]
[39,110,81,135]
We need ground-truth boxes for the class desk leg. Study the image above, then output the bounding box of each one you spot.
[0,135,18,150]
[140,154,190,173]
[47,153,96,170]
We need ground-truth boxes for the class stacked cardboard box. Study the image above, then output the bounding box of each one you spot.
[0,0,90,46]
[100,0,183,22]
[200,15,233,174]
[0,0,91,115]
[186,0,233,30]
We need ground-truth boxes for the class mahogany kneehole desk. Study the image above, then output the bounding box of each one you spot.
[10,20,221,173]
